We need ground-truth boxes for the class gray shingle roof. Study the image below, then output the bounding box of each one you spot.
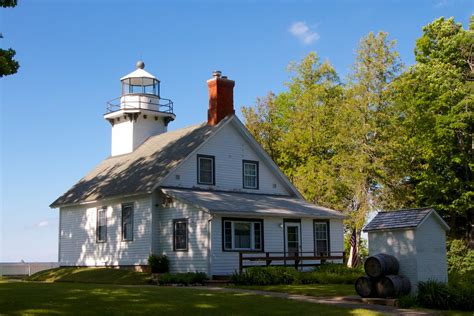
[363,207,440,231]
[50,122,217,208]
[161,187,345,218]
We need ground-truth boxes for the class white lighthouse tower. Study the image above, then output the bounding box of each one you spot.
[104,61,175,156]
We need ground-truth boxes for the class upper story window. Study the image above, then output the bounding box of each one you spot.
[122,203,134,241]
[197,155,215,185]
[243,160,259,189]
[223,218,263,251]
[314,220,330,255]
[173,219,188,251]
[96,207,107,242]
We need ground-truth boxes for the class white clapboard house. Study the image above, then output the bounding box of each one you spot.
[50,61,345,277]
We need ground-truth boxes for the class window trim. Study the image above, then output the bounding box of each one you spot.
[221,217,264,252]
[242,160,259,190]
[173,218,188,252]
[197,154,215,185]
[96,206,107,243]
[313,219,330,255]
[121,203,134,242]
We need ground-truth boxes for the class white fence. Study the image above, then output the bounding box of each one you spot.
[0,262,59,276]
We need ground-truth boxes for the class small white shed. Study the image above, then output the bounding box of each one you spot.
[363,207,450,293]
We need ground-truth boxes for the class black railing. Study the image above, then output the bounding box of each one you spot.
[239,251,345,273]
[106,95,174,114]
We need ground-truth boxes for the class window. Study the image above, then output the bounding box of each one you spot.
[96,207,107,242]
[197,155,215,185]
[314,221,330,255]
[173,219,188,251]
[122,203,134,241]
[223,218,263,251]
[243,160,259,189]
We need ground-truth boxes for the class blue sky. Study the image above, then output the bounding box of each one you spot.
[1,0,472,262]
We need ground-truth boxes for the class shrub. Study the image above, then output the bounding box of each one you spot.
[298,263,364,284]
[231,264,362,285]
[416,280,474,311]
[417,280,451,309]
[231,267,299,285]
[148,254,169,273]
[447,239,474,275]
[157,272,208,285]
[396,295,417,308]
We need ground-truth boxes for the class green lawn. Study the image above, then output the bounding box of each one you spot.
[230,284,356,297]
[25,267,151,285]
[0,281,383,315]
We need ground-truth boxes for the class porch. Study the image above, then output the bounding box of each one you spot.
[239,251,346,273]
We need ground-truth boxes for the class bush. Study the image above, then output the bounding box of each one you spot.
[157,272,208,285]
[396,295,417,308]
[231,264,362,285]
[416,280,474,311]
[447,239,474,275]
[298,263,363,284]
[231,267,299,285]
[148,254,169,273]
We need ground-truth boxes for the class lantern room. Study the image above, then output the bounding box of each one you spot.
[121,60,160,95]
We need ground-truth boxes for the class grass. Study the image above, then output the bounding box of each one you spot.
[0,281,384,315]
[25,267,151,285]
[230,284,356,297]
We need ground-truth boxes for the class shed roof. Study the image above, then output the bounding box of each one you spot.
[50,121,218,208]
[363,207,449,232]
[161,187,345,219]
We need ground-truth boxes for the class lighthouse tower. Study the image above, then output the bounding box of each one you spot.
[104,61,175,156]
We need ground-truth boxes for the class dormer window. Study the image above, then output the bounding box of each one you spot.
[197,155,215,185]
[243,160,259,189]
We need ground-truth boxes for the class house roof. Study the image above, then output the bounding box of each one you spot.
[50,121,219,208]
[363,207,449,232]
[161,187,345,219]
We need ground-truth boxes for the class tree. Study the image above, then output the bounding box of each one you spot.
[388,16,473,239]
[1,0,19,77]
[341,31,402,230]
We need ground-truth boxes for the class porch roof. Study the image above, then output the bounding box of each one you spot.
[161,188,345,219]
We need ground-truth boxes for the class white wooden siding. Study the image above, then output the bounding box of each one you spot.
[162,123,290,195]
[58,195,152,266]
[415,215,448,283]
[210,215,344,275]
[157,199,211,273]
[368,229,419,290]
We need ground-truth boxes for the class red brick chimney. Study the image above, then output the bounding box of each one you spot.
[207,71,235,126]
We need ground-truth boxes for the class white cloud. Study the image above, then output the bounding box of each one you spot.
[37,220,49,228]
[289,21,320,45]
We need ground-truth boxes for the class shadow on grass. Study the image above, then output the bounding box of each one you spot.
[26,267,150,285]
[0,282,385,315]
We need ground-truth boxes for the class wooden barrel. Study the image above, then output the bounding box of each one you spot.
[355,275,377,298]
[364,253,399,278]
[375,275,411,298]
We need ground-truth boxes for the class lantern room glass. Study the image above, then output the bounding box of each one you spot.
[121,78,160,97]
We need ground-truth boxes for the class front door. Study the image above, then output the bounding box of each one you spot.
[284,222,301,257]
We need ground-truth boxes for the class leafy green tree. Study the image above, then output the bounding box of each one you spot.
[388,16,473,238]
[1,0,19,77]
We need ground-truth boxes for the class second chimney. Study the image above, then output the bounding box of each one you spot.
[207,71,235,126]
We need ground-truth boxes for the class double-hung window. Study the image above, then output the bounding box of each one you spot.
[173,219,188,251]
[197,155,215,185]
[314,221,329,255]
[243,160,259,189]
[223,218,263,251]
[122,203,134,241]
[96,207,107,242]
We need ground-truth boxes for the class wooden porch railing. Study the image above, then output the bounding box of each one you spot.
[239,251,345,273]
